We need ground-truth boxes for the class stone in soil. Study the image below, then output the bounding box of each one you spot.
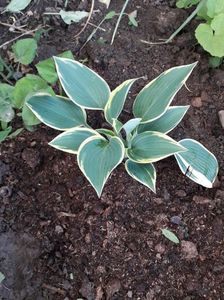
[21,148,41,169]
[181,241,198,260]
[79,277,95,300]
[191,97,202,108]
[193,195,212,204]
[106,279,121,299]
[218,110,224,129]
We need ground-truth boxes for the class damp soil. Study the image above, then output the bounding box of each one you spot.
[0,0,224,299]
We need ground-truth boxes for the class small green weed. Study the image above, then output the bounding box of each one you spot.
[176,0,224,62]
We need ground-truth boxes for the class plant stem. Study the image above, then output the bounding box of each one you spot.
[111,0,130,45]
[141,0,206,45]
[165,0,206,43]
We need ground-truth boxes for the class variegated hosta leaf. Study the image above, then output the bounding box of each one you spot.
[96,128,115,137]
[133,63,197,123]
[125,159,156,192]
[138,106,189,134]
[49,127,99,154]
[105,78,138,124]
[54,57,110,110]
[122,118,142,137]
[175,139,219,188]
[112,118,123,134]
[127,131,186,163]
[26,93,86,130]
[78,136,125,197]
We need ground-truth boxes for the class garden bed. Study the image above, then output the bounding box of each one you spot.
[0,0,224,299]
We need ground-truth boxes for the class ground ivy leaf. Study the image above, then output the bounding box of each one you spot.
[195,14,224,57]
[12,38,37,65]
[36,51,74,84]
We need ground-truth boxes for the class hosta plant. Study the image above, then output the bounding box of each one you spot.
[27,58,218,197]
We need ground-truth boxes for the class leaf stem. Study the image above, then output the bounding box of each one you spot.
[111,0,130,45]
[141,0,206,45]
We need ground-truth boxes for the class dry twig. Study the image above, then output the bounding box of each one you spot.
[0,26,42,49]
[73,0,95,39]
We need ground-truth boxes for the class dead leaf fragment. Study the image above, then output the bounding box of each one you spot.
[98,0,111,8]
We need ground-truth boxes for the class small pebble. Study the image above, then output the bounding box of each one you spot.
[55,225,64,234]
[170,215,182,225]
[193,195,211,204]
[191,97,202,108]
[0,186,12,198]
[127,290,133,298]
[181,241,198,260]
[218,110,224,129]
[155,243,166,254]
[176,190,187,197]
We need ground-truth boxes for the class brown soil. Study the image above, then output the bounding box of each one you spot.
[0,0,224,299]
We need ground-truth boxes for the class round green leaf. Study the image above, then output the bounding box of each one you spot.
[26,93,87,130]
[125,159,156,192]
[127,131,186,163]
[206,0,224,18]
[13,74,54,108]
[138,106,189,134]
[12,38,37,65]
[49,127,99,154]
[0,83,14,104]
[0,127,12,143]
[0,103,15,123]
[35,51,74,84]
[78,136,125,197]
[175,139,219,188]
[195,14,224,57]
[54,57,110,110]
[133,63,197,123]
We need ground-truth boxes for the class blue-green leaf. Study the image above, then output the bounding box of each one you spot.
[0,271,5,283]
[175,139,219,188]
[127,131,186,163]
[5,0,32,12]
[26,93,87,130]
[105,78,138,124]
[96,128,116,137]
[138,106,189,134]
[49,127,99,154]
[112,118,123,134]
[125,159,156,192]
[54,57,110,110]
[122,118,141,137]
[161,229,180,244]
[78,136,125,197]
[133,63,197,123]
